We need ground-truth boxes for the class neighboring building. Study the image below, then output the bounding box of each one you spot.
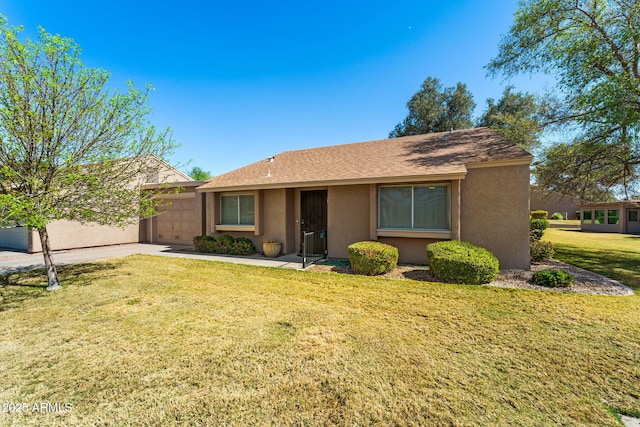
[0,156,194,252]
[196,128,533,269]
[580,200,640,234]
[530,187,582,219]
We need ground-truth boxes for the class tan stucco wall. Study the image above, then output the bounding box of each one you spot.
[530,188,581,219]
[262,189,296,253]
[378,237,438,265]
[327,185,372,259]
[460,165,531,270]
[30,220,140,252]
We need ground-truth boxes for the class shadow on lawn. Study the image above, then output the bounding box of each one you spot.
[0,261,122,312]
[554,246,640,290]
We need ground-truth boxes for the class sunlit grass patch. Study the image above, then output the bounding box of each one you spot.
[544,228,640,290]
[0,255,638,426]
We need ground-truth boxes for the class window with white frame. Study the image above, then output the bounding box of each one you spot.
[379,184,450,230]
[220,194,255,225]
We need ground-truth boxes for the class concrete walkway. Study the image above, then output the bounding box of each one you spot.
[0,243,305,274]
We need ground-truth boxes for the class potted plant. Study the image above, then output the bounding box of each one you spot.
[263,240,282,258]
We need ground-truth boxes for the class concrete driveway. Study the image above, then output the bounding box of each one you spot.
[0,243,304,274]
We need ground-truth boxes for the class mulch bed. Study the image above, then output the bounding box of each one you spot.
[307,260,634,296]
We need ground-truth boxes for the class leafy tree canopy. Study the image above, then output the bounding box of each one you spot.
[0,17,176,289]
[188,166,212,180]
[487,0,640,199]
[476,86,552,152]
[389,77,475,137]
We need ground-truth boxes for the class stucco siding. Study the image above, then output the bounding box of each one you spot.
[378,237,438,265]
[30,220,139,252]
[327,185,371,259]
[581,222,623,233]
[460,165,530,270]
[530,188,581,219]
[260,188,296,254]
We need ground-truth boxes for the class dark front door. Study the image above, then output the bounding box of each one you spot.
[300,190,327,255]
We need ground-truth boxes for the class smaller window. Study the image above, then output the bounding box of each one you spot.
[576,211,581,220]
[629,211,639,222]
[594,210,605,224]
[607,210,619,225]
[583,210,592,224]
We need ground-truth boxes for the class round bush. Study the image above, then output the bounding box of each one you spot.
[532,269,574,288]
[530,240,554,262]
[426,240,499,285]
[551,212,564,220]
[530,218,549,232]
[530,210,549,220]
[348,241,398,276]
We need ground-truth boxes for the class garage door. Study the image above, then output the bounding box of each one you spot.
[0,226,29,251]
[156,197,197,245]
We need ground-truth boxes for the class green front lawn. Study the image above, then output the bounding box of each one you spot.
[1,255,639,426]
[544,228,640,291]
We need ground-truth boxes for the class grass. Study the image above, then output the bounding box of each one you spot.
[544,228,640,291]
[0,255,639,426]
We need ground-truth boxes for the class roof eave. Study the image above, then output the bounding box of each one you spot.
[465,157,533,169]
[196,172,468,192]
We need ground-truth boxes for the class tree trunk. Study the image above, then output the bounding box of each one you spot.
[37,227,61,291]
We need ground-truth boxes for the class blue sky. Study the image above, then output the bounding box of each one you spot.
[3,1,550,176]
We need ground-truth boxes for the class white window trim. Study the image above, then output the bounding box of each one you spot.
[378,183,451,231]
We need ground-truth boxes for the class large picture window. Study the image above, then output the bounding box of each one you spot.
[379,184,450,230]
[220,194,255,225]
[607,209,620,225]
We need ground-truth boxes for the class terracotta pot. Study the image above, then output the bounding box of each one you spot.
[263,241,282,258]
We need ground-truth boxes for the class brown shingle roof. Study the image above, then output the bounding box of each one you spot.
[198,127,532,191]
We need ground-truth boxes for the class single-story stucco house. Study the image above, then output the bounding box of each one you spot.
[0,157,194,252]
[192,127,533,269]
[0,128,534,270]
[580,200,640,234]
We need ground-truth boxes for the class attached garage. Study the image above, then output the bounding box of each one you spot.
[0,226,29,251]
[146,182,205,245]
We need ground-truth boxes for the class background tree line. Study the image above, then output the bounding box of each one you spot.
[392,0,640,202]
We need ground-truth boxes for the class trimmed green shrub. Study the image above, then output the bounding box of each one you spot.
[348,241,398,276]
[426,240,499,285]
[531,269,574,288]
[530,218,549,242]
[530,218,549,232]
[551,212,564,220]
[530,210,548,219]
[530,229,545,242]
[193,235,255,256]
[530,240,554,262]
[193,235,216,252]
